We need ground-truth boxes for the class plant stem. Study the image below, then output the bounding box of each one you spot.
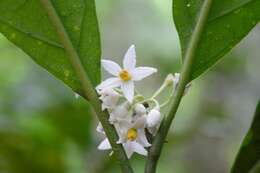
[144,0,213,172]
[159,97,171,108]
[39,1,133,172]
[151,83,168,99]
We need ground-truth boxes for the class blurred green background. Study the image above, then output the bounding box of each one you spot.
[0,0,260,173]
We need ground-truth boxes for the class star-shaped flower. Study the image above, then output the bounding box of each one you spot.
[116,115,151,158]
[97,113,150,158]
[96,45,157,102]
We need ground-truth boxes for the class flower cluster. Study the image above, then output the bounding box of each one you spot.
[95,45,190,158]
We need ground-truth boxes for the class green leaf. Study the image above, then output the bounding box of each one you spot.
[231,101,260,173]
[249,161,260,173]
[173,0,260,80]
[0,0,101,94]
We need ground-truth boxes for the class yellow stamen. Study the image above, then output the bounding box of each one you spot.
[119,70,132,81]
[127,128,137,141]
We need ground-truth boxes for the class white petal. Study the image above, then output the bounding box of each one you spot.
[101,104,107,111]
[123,45,136,71]
[133,115,147,129]
[124,142,134,158]
[131,67,157,81]
[137,130,151,147]
[121,81,134,103]
[96,77,121,90]
[98,138,111,150]
[117,135,127,144]
[134,104,146,115]
[96,122,105,134]
[101,59,122,76]
[132,141,148,156]
[100,89,120,110]
[116,119,132,132]
[109,102,130,122]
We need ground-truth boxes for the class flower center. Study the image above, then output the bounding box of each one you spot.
[127,128,137,141]
[119,70,131,81]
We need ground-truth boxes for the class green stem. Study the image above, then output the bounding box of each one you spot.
[159,98,171,109]
[39,1,133,173]
[151,83,168,99]
[144,0,213,173]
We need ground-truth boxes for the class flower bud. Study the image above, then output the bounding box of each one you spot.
[165,73,179,86]
[165,73,191,95]
[134,103,146,115]
[146,109,161,128]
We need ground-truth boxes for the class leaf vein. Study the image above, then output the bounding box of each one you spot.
[0,17,63,49]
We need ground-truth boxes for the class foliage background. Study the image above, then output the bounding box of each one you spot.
[0,0,260,172]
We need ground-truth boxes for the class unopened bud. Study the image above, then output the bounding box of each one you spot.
[146,109,161,128]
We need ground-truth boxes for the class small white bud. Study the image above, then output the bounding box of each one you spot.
[146,109,161,128]
[165,73,174,85]
[165,73,179,86]
[134,103,146,115]
[165,73,191,95]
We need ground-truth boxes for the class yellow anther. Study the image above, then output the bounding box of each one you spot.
[127,128,138,141]
[119,70,132,81]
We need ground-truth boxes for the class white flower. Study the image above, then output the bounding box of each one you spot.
[98,88,120,110]
[96,45,157,102]
[97,122,112,150]
[117,116,151,158]
[146,108,161,135]
[97,103,151,158]
[109,102,130,124]
[97,115,150,159]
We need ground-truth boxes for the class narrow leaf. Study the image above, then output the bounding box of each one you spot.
[173,0,260,80]
[0,0,101,95]
[231,101,260,173]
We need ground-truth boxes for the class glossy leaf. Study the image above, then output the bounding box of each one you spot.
[0,0,101,94]
[231,101,260,173]
[249,161,260,173]
[173,0,260,80]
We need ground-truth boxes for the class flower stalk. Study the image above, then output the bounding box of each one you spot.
[144,0,213,172]
[39,0,134,172]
